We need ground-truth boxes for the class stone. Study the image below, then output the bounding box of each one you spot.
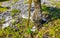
[0,14,3,19]
[31,26,36,32]
[5,16,12,21]
[2,22,10,29]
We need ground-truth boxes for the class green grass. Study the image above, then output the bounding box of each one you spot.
[0,18,34,38]
[0,7,8,12]
[38,19,60,38]
[11,9,21,16]
[0,18,60,38]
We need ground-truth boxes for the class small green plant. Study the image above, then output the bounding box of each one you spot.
[11,9,21,16]
[0,7,8,12]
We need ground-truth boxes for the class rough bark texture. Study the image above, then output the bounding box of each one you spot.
[32,0,42,30]
[32,0,42,22]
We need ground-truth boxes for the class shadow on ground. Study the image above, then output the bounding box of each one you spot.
[0,0,9,2]
[42,6,60,20]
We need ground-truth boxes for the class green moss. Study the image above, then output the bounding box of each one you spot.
[11,9,21,16]
[0,7,8,12]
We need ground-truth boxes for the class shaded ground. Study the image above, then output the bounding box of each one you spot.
[0,0,9,2]
[42,5,60,20]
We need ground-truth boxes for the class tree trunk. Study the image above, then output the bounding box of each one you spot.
[32,0,42,30]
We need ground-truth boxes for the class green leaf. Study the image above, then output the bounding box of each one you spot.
[27,28,32,34]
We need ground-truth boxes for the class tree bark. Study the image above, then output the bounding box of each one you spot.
[32,0,42,30]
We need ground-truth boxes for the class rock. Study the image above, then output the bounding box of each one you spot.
[3,11,10,18]
[9,19,15,23]
[42,18,47,21]
[39,18,47,24]
[31,26,36,32]
[2,18,15,29]
[2,22,10,29]
[21,14,28,19]
[0,14,3,19]
[5,16,12,22]
[2,2,11,7]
